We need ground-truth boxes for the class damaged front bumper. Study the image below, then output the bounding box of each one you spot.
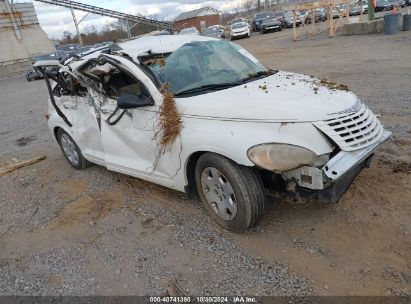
[282,129,391,203]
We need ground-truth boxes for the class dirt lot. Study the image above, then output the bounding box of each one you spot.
[0,26,410,297]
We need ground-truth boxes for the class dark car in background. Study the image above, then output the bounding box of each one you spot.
[202,27,222,38]
[56,43,81,55]
[284,11,302,28]
[252,13,271,31]
[273,11,285,28]
[25,51,69,82]
[259,17,282,34]
[375,0,394,11]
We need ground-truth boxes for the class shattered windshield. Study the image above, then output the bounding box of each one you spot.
[143,40,269,96]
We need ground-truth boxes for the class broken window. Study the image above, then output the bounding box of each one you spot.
[81,61,149,100]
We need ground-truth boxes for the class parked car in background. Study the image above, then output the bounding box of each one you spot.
[349,0,368,15]
[299,10,310,23]
[202,27,222,38]
[273,11,285,28]
[284,11,302,28]
[301,9,327,23]
[330,3,348,18]
[231,18,248,25]
[208,25,225,38]
[259,17,282,34]
[180,27,200,35]
[375,0,394,11]
[75,45,94,56]
[316,8,327,21]
[56,44,81,55]
[252,12,271,31]
[391,0,406,7]
[35,35,391,231]
[230,21,250,40]
[25,51,69,81]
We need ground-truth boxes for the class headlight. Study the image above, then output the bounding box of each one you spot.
[247,144,329,172]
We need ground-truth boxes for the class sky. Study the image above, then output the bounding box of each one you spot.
[21,0,246,38]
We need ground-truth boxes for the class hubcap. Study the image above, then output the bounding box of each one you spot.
[61,134,79,166]
[200,167,237,221]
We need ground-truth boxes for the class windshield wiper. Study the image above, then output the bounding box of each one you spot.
[174,82,242,97]
[241,70,276,83]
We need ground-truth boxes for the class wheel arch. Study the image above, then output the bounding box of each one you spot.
[183,149,253,199]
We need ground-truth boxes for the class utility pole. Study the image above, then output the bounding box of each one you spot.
[257,0,261,13]
[368,0,375,21]
[70,7,83,45]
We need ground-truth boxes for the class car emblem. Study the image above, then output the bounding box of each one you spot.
[327,100,362,115]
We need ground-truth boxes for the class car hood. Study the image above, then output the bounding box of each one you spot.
[263,21,280,26]
[176,71,359,122]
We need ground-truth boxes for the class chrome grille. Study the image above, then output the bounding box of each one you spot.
[313,104,384,151]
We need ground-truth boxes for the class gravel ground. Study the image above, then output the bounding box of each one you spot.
[0,24,410,297]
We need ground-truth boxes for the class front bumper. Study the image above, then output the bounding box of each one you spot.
[231,31,248,37]
[264,25,281,30]
[282,129,391,202]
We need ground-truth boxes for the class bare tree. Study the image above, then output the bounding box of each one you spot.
[243,0,254,14]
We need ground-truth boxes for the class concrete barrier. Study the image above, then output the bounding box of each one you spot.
[0,58,32,80]
[343,19,384,35]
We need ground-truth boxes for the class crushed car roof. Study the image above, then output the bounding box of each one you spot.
[117,34,217,58]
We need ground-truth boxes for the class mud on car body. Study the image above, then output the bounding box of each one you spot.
[35,35,391,232]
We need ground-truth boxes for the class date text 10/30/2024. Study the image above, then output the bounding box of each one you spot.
[149,296,257,303]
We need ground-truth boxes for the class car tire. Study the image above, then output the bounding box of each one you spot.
[57,129,91,170]
[26,77,32,82]
[195,153,266,232]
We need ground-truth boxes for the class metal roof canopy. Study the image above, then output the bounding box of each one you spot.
[33,0,173,30]
[173,6,220,22]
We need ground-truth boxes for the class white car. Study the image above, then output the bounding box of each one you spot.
[179,27,200,35]
[230,21,251,40]
[35,35,390,231]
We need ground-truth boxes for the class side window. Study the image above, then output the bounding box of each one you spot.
[85,62,148,100]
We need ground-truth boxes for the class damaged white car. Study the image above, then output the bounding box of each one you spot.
[35,35,391,231]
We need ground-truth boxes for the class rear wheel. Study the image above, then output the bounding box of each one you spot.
[195,153,266,232]
[57,129,91,170]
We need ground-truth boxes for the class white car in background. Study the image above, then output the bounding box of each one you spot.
[230,21,251,40]
[35,35,390,232]
[179,27,200,35]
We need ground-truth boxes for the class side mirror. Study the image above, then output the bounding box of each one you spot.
[117,93,153,109]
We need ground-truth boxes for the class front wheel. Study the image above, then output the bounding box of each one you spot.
[195,153,266,232]
[57,129,91,170]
